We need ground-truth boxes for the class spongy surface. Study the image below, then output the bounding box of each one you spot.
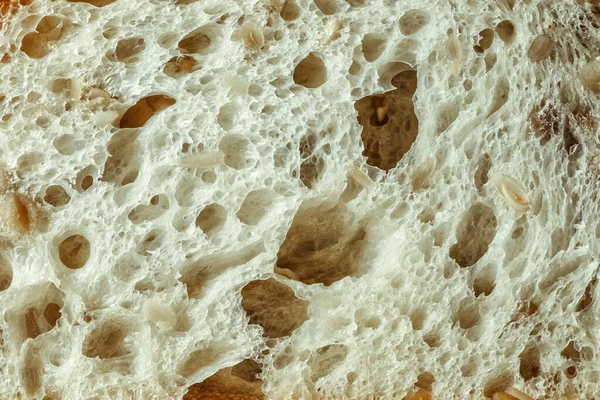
[1,0,600,399]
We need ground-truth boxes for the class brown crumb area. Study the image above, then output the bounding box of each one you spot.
[405,388,433,400]
[183,387,541,400]
[0,0,32,28]
[402,388,525,400]
[0,0,19,16]
[183,387,261,400]
[183,360,264,400]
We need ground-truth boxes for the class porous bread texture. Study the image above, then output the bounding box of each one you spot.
[0,0,599,399]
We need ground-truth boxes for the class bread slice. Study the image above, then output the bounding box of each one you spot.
[0,0,597,398]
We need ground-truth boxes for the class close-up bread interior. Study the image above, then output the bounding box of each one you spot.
[1,0,599,399]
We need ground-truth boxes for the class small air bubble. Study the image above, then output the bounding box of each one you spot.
[201,170,217,183]
[293,54,327,89]
[528,36,554,61]
[58,234,90,269]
